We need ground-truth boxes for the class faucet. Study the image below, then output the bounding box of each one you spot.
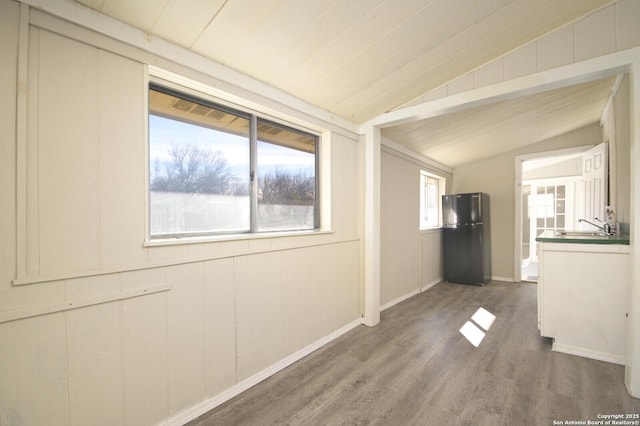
[578,218,612,235]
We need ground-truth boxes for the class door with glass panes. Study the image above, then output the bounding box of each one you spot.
[527,181,576,262]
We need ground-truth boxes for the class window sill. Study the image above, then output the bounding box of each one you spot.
[420,227,442,234]
[144,229,334,247]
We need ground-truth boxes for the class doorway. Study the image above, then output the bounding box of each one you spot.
[515,146,590,283]
[520,180,577,282]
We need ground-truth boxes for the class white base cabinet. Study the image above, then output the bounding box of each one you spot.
[538,242,630,364]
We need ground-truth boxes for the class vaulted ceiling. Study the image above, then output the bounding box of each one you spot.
[70,0,618,167]
[382,77,617,167]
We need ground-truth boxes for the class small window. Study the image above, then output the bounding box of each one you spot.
[148,84,319,239]
[420,171,445,229]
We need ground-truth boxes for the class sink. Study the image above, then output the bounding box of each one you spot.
[554,230,606,237]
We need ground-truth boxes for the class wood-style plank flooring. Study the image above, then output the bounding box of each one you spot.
[189,281,640,425]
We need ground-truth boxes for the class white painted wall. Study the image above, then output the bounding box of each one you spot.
[381,150,420,306]
[522,157,583,181]
[603,74,632,229]
[380,147,449,309]
[420,229,443,291]
[628,46,640,399]
[452,125,603,280]
[0,2,362,425]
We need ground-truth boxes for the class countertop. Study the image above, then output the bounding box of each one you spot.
[535,230,630,245]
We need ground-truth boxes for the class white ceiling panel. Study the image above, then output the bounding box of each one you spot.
[98,0,170,31]
[295,0,481,106]
[73,0,614,122]
[195,0,344,84]
[331,0,613,121]
[191,0,288,66]
[70,0,619,166]
[151,0,228,48]
[382,77,617,167]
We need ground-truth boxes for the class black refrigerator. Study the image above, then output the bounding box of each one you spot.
[442,192,491,285]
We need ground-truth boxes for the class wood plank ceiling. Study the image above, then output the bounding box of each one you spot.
[382,77,618,167]
[72,0,617,167]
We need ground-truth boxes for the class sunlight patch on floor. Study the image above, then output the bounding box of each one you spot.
[460,307,496,347]
[471,307,496,331]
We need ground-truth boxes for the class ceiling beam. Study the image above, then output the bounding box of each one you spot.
[364,47,638,131]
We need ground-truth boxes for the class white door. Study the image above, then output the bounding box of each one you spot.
[580,142,608,227]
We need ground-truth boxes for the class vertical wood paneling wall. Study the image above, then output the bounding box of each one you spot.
[0,2,362,425]
[380,151,420,307]
[380,149,447,310]
[421,229,443,290]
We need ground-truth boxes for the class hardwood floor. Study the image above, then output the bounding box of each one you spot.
[189,281,640,425]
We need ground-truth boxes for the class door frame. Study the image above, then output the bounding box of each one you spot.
[513,146,592,282]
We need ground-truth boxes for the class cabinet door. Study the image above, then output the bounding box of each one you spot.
[581,142,608,224]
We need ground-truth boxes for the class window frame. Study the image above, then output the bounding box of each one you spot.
[525,177,578,237]
[420,170,445,230]
[146,79,322,242]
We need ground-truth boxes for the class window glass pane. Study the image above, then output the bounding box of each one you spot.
[556,215,565,228]
[547,186,555,197]
[536,193,554,218]
[149,88,251,237]
[422,176,428,222]
[556,185,565,199]
[426,177,438,227]
[257,119,317,232]
[419,172,443,229]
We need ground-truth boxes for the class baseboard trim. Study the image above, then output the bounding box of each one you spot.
[491,276,514,283]
[161,318,363,426]
[380,289,420,312]
[421,278,442,292]
[380,279,444,312]
[552,342,625,365]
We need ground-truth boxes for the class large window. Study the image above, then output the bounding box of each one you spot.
[420,171,445,229]
[148,84,319,239]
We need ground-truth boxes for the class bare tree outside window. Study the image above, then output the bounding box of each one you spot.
[151,143,236,195]
[148,84,319,238]
[259,168,315,205]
